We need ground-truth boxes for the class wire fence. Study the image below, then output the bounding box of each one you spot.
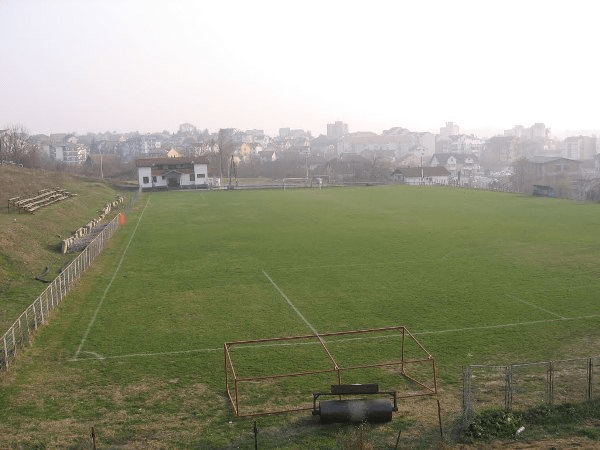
[463,357,600,423]
[211,417,446,450]
[0,189,140,372]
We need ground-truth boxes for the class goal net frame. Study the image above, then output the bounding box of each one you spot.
[224,325,438,417]
[282,177,323,190]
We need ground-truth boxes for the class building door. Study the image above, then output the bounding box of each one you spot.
[167,177,180,188]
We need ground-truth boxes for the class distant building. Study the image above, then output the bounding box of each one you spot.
[483,136,522,164]
[525,156,582,179]
[339,131,435,157]
[166,148,181,158]
[327,121,349,140]
[51,143,88,165]
[391,166,451,185]
[429,153,479,177]
[504,123,550,140]
[436,134,485,157]
[439,122,460,139]
[562,136,597,160]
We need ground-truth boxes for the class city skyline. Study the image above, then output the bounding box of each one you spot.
[1,1,599,137]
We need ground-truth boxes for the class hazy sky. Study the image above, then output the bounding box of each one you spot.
[1,0,598,137]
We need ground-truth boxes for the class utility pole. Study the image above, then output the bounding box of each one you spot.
[420,149,424,185]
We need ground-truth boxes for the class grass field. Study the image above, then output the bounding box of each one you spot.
[0,166,129,332]
[2,185,600,448]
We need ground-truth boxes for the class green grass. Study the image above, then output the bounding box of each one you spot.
[0,170,127,332]
[2,185,600,448]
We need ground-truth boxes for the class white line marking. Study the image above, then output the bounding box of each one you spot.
[80,351,105,360]
[72,198,150,360]
[70,346,220,362]
[67,314,600,362]
[505,293,565,319]
[270,262,409,271]
[414,315,600,336]
[261,270,320,335]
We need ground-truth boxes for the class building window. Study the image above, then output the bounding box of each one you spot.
[152,176,157,182]
[189,174,194,182]
[143,176,149,184]
[197,173,205,178]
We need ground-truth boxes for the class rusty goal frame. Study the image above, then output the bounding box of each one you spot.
[224,325,438,417]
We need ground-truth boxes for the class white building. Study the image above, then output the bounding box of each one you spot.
[52,143,88,165]
[136,157,219,189]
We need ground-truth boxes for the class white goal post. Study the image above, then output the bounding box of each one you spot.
[282,177,323,190]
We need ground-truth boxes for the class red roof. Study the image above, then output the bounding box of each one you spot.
[135,157,209,167]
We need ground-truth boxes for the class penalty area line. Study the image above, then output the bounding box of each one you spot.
[261,269,320,336]
[414,314,600,337]
[72,197,150,361]
[505,293,565,319]
[68,314,600,362]
[69,346,221,362]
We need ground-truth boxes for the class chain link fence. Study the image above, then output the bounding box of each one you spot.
[0,189,140,371]
[213,418,445,450]
[463,357,600,423]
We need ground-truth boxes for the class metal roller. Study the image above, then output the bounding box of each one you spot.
[318,398,394,424]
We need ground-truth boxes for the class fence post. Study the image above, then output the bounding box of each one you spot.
[38,297,44,325]
[11,327,16,359]
[505,365,512,411]
[17,316,24,346]
[20,315,27,345]
[25,308,30,335]
[547,361,554,405]
[3,335,8,369]
[33,300,39,330]
[43,289,49,321]
[588,358,593,401]
[463,366,472,425]
[61,272,66,298]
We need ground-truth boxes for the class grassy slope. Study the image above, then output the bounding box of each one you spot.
[0,165,124,331]
[1,186,600,448]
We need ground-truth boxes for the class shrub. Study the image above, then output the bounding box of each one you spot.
[464,409,524,441]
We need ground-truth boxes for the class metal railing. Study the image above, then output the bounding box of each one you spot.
[0,190,139,371]
[463,357,600,423]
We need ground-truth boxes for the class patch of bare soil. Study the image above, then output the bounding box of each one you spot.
[450,437,600,449]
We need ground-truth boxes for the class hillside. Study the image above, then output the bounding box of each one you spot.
[0,165,126,332]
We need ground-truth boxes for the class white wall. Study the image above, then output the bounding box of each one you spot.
[138,167,152,187]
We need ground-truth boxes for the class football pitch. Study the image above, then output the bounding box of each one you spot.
[71,186,600,369]
[4,184,600,447]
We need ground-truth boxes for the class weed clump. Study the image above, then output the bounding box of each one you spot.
[463,409,523,442]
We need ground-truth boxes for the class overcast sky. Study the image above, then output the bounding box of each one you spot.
[1,0,598,137]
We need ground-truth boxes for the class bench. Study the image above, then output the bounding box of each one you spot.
[312,384,397,424]
[8,188,75,213]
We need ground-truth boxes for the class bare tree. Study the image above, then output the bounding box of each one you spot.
[1,125,39,167]
[511,157,530,193]
[0,129,6,164]
[572,174,600,201]
[217,128,238,181]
